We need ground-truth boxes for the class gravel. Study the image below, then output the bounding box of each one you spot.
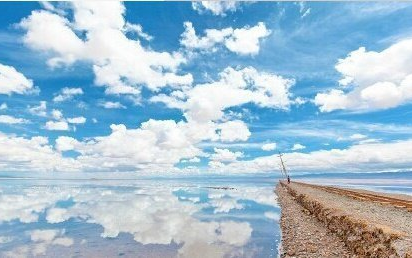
[276,183,354,257]
[292,182,412,237]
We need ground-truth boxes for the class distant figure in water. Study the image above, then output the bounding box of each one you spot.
[287,175,290,184]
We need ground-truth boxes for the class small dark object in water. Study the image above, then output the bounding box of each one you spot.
[206,186,237,190]
[287,175,290,184]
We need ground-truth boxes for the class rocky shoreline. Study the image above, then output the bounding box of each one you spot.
[276,181,412,258]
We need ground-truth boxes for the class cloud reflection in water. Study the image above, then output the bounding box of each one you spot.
[0,181,280,257]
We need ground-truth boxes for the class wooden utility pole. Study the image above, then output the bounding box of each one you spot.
[278,152,289,180]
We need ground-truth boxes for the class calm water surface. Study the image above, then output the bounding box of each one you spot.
[0,178,280,258]
[1,172,411,257]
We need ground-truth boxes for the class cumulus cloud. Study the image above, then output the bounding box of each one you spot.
[98,101,126,109]
[261,142,277,151]
[208,138,412,173]
[216,120,251,142]
[349,133,367,140]
[19,2,192,97]
[51,109,63,120]
[149,66,295,165]
[192,1,241,16]
[0,115,29,124]
[44,120,69,131]
[181,22,271,56]
[67,116,86,124]
[30,230,60,242]
[42,187,253,257]
[0,133,80,172]
[152,66,295,123]
[55,136,79,152]
[45,110,86,131]
[315,38,412,112]
[49,117,243,172]
[210,148,243,163]
[291,143,306,151]
[181,157,201,163]
[209,198,244,213]
[53,87,83,102]
[29,229,73,256]
[54,120,204,172]
[0,63,34,95]
[28,101,47,117]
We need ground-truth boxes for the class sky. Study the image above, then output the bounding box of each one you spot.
[1,1,412,176]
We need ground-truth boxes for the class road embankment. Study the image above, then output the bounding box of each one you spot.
[276,181,412,258]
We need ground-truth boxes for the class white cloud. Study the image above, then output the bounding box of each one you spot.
[349,133,367,140]
[28,101,47,117]
[261,142,277,151]
[45,110,85,130]
[152,66,295,123]
[45,121,69,131]
[39,1,66,16]
[98,101,126,109]
[180,22,271,56]
[49,116,244,173]
[209,198,244,213]
[315,38,412,112]
[30,230,59,242]
[149,66,295,163]
[52,237,73,247]
[0,63,34,95]
[29,229,74,256]
[217,120,251,142]
[51,109,63,120]
[19,2,192,97]
[67,116,86,124]
[42,187,253,257]
[291,143,306,151]
[55,120,204,172]
[210,138,412,173]
[0,133,80,172]
[182,157,201,163]
[264,211,280,222]
[225,22,271,56]
[192,1,241,16]
[210,148,243,163]
[0,187,72,224]
[53,87,83,102]
[0,115,29,124]
[0,103,7,110]
[124,22,153,41]
[55,136,80,152]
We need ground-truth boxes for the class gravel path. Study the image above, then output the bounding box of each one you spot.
[275,183,354,257]
[291,182,412,237]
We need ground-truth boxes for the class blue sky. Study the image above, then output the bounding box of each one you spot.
[1,1,412,176]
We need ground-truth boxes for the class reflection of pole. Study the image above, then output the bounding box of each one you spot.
[278,152,288,180]
[278,164,285,179]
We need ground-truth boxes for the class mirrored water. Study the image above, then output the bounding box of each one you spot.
[2,172,411,258]
[0,179,280,258]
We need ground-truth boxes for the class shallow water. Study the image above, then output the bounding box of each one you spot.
[1,173,411,257]
[0,178,280,258]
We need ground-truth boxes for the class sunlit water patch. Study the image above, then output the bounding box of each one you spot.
[0,179,280,257]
